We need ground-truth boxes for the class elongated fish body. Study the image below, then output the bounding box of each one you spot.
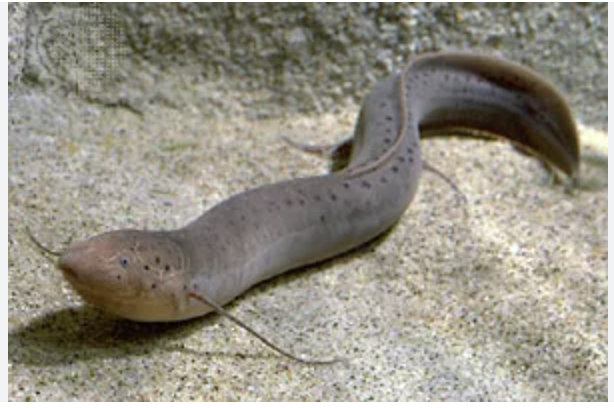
[57,52,579,322]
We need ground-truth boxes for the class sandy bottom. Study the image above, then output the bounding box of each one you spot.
[8,87,607,401]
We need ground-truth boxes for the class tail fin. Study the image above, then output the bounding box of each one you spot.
[410,52,580,180]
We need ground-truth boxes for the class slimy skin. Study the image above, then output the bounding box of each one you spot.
[58,53,580,327]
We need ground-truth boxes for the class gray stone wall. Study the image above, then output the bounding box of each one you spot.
[10,3,607,127]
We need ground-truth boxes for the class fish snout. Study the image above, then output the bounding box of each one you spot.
[57,241,96,283]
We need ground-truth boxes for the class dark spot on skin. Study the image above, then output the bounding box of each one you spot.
[144,265,150,271]
[343,182,350,189]
[151,283,157,289]
[320,215,326,223]
[392,166,399,173]
[120,258,129,268]
[286,199,293,207]
[409,157,414,164]
[386,116,393,121]
[407,147,413,154]
[116,275,121,280]
[165,265,170,272]
[241,215,246,221]
[155,257,160,264]
[398,156,406,163]
[380,176,388,183]
[192,283,199,291]
[361,180,371,189]
[379,102,387,109]
[314,195,321,202]
[299,199,305,206]
[330,193,337,202]
[386,128,392,133]
[384,138,391,144]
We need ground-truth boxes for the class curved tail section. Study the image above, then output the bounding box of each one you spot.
[409,52,580,179]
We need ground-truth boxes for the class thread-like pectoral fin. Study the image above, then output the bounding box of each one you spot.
[280,135,354,172]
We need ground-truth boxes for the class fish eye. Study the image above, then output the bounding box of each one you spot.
[119,258,129,268]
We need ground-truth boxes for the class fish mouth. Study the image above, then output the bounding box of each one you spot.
[60,272,182,322]
[60,271,145,318]
[58,259,137,303]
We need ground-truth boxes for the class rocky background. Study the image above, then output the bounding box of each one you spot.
[10,3,608,127]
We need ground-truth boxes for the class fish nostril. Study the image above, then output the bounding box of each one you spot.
[58,251,83,281]
[58,262,79,280]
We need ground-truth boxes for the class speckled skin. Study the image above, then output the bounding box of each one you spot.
[58,52,579,322]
